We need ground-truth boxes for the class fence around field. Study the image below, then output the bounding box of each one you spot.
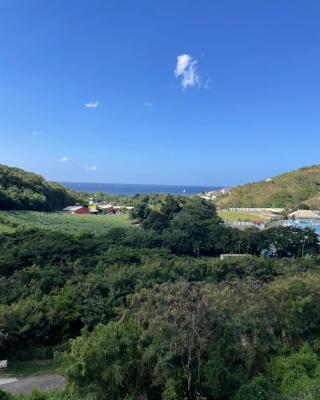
[226,207,284,214]
[224,220,266,229]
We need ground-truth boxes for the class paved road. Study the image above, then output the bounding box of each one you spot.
[0,378,17,385]
[0,374,66,395]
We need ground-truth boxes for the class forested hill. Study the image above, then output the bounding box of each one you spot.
[216,165,320,209]
[0,164,80,211]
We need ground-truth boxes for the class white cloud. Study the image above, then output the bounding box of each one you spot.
[85,165,97,171]
[144,102,153,108]
[59,156,69,162]
[85,101,99,109]
[174,54,201,89]
[32,131,40,137]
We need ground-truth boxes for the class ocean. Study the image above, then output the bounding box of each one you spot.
[61,182,221,196]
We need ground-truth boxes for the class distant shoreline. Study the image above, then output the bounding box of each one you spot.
[60,182,222,196]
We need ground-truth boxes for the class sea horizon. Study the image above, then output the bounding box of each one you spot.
[60,181,223,196]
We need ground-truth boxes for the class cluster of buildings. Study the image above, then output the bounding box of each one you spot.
[199,187,232,201]
[222,208,320,235]
[63,198,133,215]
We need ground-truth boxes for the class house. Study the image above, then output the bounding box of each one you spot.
[221,187,232,195]
[289,210,320,220]
[200,194,216,201]
[63,203,133,215]
[99,204,116,214]
[74,207,90,214]
[63,206,78,212]
[251,220,264,226]
[63,206,89,214]
[88,203,101,215]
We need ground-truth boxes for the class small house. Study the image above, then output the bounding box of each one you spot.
[289,210,320,220]
[99,204,116,214]
[74,206,90,214]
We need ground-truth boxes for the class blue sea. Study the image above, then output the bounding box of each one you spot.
[61,182,221,196]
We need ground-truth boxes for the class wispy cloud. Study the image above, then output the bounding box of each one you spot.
[174,54,201,89]
[59,156,69,163]
[85,101,99,109]
[144,102,153,108]
[204,78,211,90]
[85,165,97,171]
[32,131,41,137]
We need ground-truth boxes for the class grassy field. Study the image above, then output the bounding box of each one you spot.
[0,360,62,377]
[0,211,132,234]
[218,210,266,222]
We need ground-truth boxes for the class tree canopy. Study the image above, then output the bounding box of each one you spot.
[0,164,79,211]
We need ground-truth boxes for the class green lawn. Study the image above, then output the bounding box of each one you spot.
[0,211,132,234]
[0,360,62,377]
[218,210,266,222]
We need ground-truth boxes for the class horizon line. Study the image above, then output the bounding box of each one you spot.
[59,181,227,188]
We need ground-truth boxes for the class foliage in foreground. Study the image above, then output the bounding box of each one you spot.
[0,197,320,399]
[0,389,75,400]
[63,276,320,400]
[3,270,320,399]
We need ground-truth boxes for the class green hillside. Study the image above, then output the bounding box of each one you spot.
[216,165,320,209]
[0,164,80,211]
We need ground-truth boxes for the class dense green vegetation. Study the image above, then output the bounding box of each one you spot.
[0,195,320,399]
[0,165,79,211]
[0,222,15,234]
[0,211,131,234]
[79,191,188,207]
[128,196,319,257]
[216,165,320,209]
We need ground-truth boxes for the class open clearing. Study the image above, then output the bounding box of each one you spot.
[0,211,132,234]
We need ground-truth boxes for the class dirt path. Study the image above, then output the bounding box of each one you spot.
[0,374,66,395]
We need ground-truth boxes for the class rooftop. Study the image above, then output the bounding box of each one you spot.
[289,210,320,219]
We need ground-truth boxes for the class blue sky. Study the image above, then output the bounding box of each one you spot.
[0,0,320,186]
